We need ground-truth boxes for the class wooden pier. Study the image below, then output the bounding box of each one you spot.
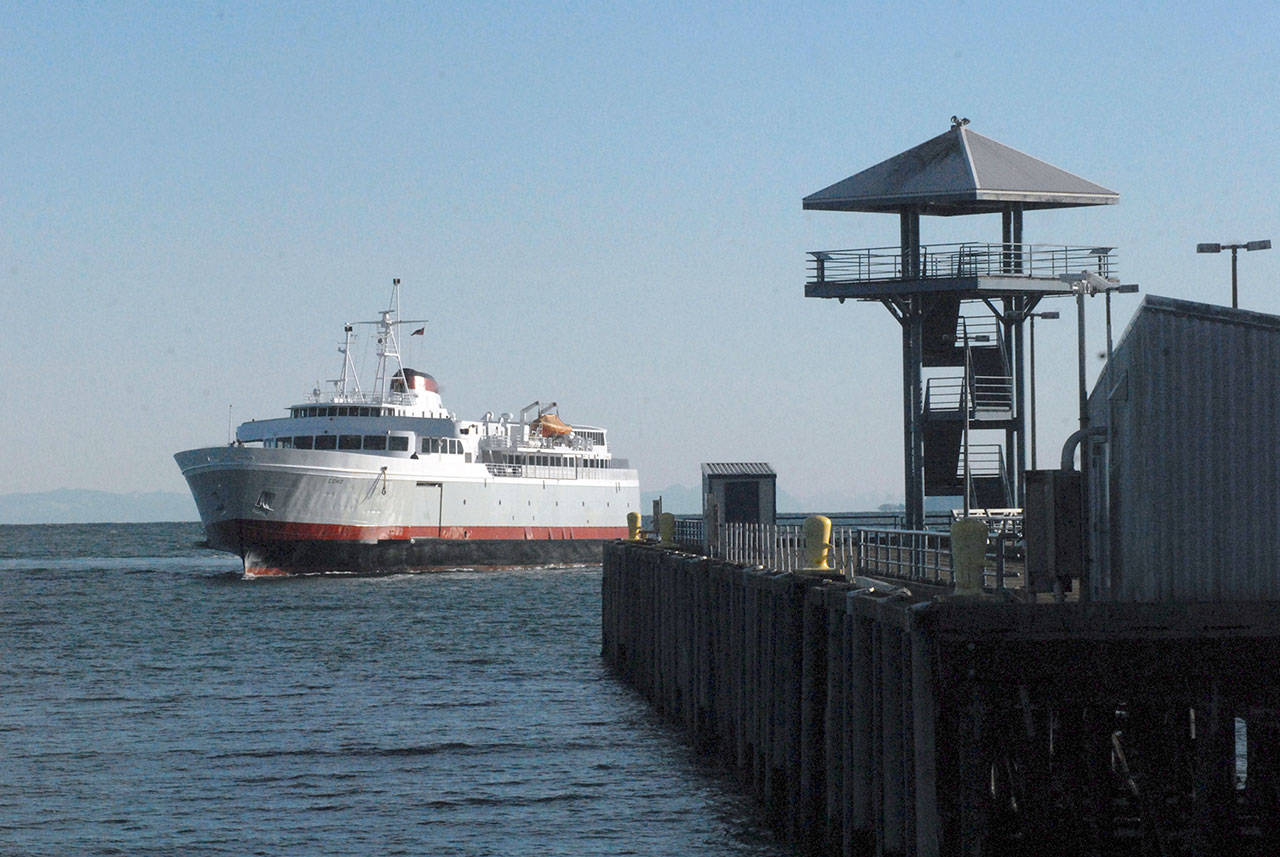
[601,541,1280,856]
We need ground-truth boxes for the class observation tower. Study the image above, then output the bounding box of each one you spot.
[804,120,1119,528]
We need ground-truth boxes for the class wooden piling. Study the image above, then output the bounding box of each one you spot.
[601,542,1280,856]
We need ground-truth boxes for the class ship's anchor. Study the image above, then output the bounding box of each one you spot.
[380,466,388,495]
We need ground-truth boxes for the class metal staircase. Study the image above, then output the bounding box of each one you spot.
[922,312,1014,509]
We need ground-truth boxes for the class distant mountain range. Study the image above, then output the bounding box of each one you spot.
[0,490,198,525]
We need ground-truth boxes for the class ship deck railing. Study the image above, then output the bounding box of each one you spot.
[479,435,600,453]
[807,242,1116,287]
[306,390,425,407]
[483,462,637,481]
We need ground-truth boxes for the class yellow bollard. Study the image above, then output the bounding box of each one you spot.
[802,515,835,572]
[626,511,642,541]
[951,517,988,595]
[658,512,676,547]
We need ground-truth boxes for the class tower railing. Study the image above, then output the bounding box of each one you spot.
[808,242,1116,286]
[924,376,1014,415]
[956,443,1005,479]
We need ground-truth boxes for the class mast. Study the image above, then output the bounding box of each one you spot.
[334,323,362,400]
[352,278,429,402]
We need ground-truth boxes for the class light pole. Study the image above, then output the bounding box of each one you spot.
[1057,272,1141,433]
[1054,271,1139,606]
[960,317,973,518]
[1197,240,1272,309]
[1027,310,1059,469]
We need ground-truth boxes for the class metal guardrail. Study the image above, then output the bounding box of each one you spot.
[858,527,953,586]
[670,516,949,549]
[707,523,860,575]
[956,316,1001,345]
[671,520,1022,591]
[808,242,1116,286]
[673,517,705,548]
[858,527,1019,590]
[955,444,1005,479]
[952,508,1023,539]
[924,376,1013,414]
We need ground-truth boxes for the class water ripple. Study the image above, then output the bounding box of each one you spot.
[0,523,791,857]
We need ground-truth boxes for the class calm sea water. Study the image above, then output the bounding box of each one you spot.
[0,523,789,857]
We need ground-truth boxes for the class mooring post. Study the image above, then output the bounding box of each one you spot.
[657,512,676,547]
[802,515,838,574]
[951,517,988,595]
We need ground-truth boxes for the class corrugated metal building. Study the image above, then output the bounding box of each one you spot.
[1086,295,1280,601]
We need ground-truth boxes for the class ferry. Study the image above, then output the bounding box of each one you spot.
[175,280,640,575]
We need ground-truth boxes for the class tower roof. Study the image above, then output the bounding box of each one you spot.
[803,125,1118,216]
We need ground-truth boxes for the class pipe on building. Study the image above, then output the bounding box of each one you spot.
[1059,426,1105,472]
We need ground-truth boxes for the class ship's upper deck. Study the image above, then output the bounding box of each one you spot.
[210,281,627,477]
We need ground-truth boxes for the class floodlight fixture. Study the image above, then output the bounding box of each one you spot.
[1060,270,1139,296]
[1197,239,1272,308]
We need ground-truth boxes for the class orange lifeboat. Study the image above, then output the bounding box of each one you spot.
[532,413,573,437]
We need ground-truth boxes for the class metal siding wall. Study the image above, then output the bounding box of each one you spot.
[1091,297,1280,602]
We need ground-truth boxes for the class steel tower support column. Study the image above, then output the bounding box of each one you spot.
[899,297,925,530]
[1001,297,1016,507]
[1013,298,1027,506]
[1001,205,1024,273]
[900,208,921,278]
[894,206,925,530]
[1001,206,1026,508]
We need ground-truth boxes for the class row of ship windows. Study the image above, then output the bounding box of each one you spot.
[291,406,394,418]
[267,435,469,456]
[269,434,411,451]
[260,435,610,468]
[499,453,608,468]
[267,435,469,454]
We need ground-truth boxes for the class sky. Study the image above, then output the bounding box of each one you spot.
[3,0,1278,510]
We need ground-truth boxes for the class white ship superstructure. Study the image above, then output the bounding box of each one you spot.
[175,280,640,574]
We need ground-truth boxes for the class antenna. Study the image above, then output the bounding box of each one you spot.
[335,323,362,399]
[344,279,429,404]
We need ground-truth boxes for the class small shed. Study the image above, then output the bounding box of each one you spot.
[1086,295,1280,601]
[702,463,777,534]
